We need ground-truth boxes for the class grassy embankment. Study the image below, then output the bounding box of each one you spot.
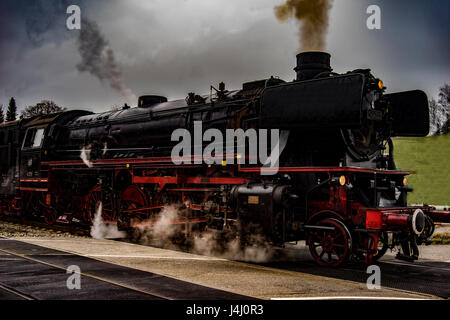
[393,134,449,206]
[393,134,450,244]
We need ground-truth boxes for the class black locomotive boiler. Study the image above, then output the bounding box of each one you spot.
[0,52,448,266]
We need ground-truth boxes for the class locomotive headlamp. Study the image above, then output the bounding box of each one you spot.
[339,175,346,186]
[221,160,227,166]
[126,163,130,168]
[378,80,384,89]
[403,177,407,186]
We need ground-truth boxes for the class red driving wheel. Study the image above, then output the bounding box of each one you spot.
[307,218,352,267]
[119,185,148,223]
[85,186,114,225]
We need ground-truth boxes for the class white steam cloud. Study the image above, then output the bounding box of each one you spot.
[80,145,92,168]
[134,205,275,263]
[90,202,126,239]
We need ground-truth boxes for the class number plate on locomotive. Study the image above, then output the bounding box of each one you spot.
[248,196,259,204]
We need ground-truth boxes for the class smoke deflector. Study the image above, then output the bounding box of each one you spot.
[387,90,430,137]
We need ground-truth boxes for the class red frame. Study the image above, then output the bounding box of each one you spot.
[1,155,447,267]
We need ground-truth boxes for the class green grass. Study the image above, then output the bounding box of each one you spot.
[393,134,450,206]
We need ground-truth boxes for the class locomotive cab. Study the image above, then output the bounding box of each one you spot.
[21,126,46,178]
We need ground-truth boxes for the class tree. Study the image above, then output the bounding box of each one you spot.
[429,98,438,135]
[0,104,4,123]
[6,97,17,122]
[429,84,449,135]
[438,84,449,134]
[20,100,66,119]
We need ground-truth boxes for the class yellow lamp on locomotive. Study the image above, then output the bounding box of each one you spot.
[378,80,384,89]
[403,177,407,186]
[339,175,346,186]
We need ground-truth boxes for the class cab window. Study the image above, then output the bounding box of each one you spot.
[23,128,45,149]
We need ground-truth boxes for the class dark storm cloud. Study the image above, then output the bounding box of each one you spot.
[337,0,449,97]
[0,0,134,109]
[127,19,298,99]
[0,0,84,48]
[1,0,297,111]
[23,0,72,46]
[360,0,449,66]
[76,19,137,103]
[0,0,448,113]
[0,0,86,103]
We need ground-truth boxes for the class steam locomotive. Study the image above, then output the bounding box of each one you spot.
[0,52,448,266]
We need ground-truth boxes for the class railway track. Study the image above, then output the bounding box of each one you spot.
[0,214,90,237]
[255,249,450,299]
[116,237,450,298]
[1,215,448,299]
[0,237,249,300]
[0,246,169,300]
[0,281,36,300]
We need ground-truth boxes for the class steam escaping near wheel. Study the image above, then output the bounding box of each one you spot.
[80,146,93,168]
[90,202,126,239]
[135,205,275,262]
[192,232,275,263]
[146,205,181,245]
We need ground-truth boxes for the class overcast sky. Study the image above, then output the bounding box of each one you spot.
[0,0,448,114]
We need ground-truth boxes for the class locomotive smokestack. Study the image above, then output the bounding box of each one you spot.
[295,51,332,81]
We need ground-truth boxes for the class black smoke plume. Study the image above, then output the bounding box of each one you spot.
[275,0,334,52]
[77,19,137,104]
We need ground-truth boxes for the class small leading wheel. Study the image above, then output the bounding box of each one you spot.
[307,218,352,267]
[373,232,389,261]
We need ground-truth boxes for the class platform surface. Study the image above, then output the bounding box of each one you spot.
[0,238,250,300]
[1,236,447,300]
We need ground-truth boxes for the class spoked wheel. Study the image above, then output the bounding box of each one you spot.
[118,185,148,229]
[43,207,58,225]
[23,192,56,225]
[23,192,43,220]
[418,216,435,245]
[373,232,389,261]
[307,218,352,267]
[86,186,114,225]
[8,197,22,215]
[362,233,378,266]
